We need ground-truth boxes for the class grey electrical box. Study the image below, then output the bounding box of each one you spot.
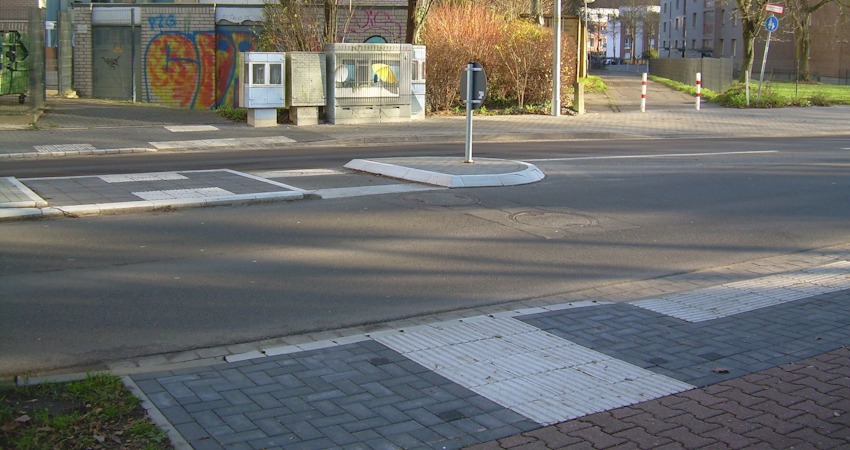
[239,52,285,109]
[286,52,326,107]
[324,43,413,124]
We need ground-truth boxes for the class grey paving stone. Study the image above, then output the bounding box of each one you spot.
[518,290,850,387]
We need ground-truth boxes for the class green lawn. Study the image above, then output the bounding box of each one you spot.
[765,82,850,104]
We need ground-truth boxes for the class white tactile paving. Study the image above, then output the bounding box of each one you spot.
[632,261,850,322]
[149,136,295,149]
[134,187,233,201]
[34,143,97,153]
[164,125,219,132]
[100,173,188,183]
[372,316,694,425]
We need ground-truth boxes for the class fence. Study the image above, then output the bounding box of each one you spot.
[649,58,733,93]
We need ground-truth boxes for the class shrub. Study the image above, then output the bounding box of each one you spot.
[422,2,505,112]
[422,3,576,113]
[713,82,788,108]
[216,105,247,121]
[808,93,833,106]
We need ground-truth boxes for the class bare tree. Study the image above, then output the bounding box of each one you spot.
[733,0,771,81]
[259,0,348,52]
[406,0,436,44]
[785,0,848,80]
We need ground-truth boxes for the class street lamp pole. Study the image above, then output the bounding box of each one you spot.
[552,0,562,116]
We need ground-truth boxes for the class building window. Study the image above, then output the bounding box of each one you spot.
[731,39,737,56]
[721,9,726,25]
[692,39,696,49]
[663,22,667,32]
[718,39,724,56]
[693,13,697,26]
[675,18,679,30]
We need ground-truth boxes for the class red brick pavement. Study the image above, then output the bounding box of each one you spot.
[468,347,850,449]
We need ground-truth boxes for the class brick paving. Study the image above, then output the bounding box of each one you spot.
[129,284,850,449]
[468,347,850,450]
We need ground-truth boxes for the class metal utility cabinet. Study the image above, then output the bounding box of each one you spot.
[324,43,413,124]
[411,45,426,120]
[286,52,326,126]
[239,52,285,127]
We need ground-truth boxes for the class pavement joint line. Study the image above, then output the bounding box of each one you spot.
[524,150,781,162]
[249,168,347,178]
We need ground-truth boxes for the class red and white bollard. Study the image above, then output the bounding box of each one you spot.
[641,73,647,112]
[695,72,702,111]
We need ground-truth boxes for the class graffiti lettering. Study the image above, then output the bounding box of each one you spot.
[144,29,255,109]
[147,14,178,30]
[344,9,403,42]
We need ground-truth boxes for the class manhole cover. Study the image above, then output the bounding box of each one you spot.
[510,211,596,229]
[403,192,479,206]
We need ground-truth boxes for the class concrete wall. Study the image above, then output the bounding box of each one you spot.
[650,57,733,92]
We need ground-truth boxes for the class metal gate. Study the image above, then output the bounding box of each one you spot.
[92,25,140,100]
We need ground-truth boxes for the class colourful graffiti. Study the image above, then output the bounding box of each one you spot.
[144,29,255,109]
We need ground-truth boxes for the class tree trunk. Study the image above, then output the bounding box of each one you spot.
[795,15,811,80]
[324,0,338,44]
[738,20,757,82]
[405,0,431,44]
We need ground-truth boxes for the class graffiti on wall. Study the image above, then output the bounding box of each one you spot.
[144,29,255,109]
[344,9,403,43]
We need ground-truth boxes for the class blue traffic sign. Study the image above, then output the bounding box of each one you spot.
[765,16,779,32]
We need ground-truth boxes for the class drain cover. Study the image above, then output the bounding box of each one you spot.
[403,192,479,206]
[510,211,596,229]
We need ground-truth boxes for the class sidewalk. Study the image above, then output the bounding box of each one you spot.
[102,247,850,449]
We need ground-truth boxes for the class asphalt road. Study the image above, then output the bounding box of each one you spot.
[2,136,849,376]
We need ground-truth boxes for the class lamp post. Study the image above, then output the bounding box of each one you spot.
[553,0,562,116]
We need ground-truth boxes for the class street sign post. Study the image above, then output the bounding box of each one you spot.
[757,14,779,103]
[460,62,487,163]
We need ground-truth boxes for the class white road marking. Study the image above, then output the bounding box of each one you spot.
[524,150,778,162]
[251,169,346,178]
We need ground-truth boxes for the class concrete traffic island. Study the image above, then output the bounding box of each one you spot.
[344,156,545,188]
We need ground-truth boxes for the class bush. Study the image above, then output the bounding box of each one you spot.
[216,105,247,122]
[808,93,834,106]
[713,82,788,108]
[422,3,576,113]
